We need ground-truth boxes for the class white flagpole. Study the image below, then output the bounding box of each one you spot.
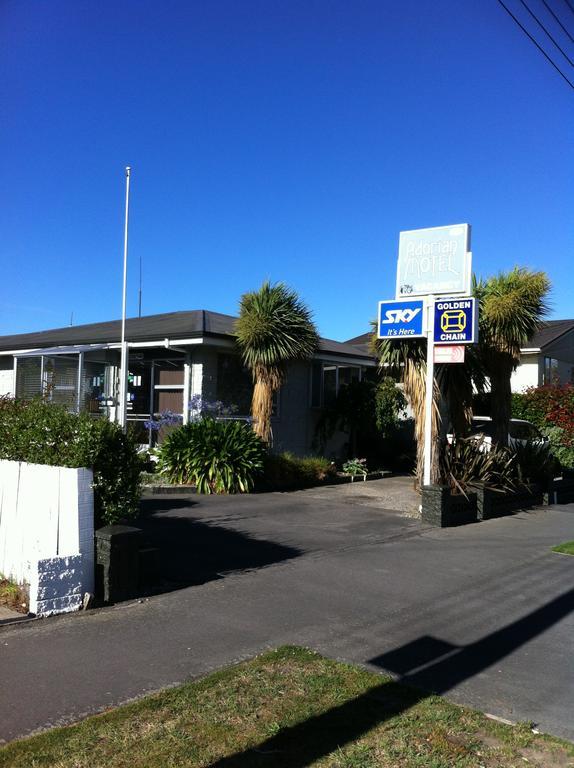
[118,166,131,431]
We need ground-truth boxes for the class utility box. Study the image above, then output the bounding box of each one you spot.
[95,525,142,604]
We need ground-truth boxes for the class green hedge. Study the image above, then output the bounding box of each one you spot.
[512,385,574,469]
[0,398,141,526]
[259,452,337,491]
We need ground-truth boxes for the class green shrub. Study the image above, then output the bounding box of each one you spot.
[538,425,574,471]
[157,418,266,493]
[81,418,143,526]
[260,452,336,491]
[0,397,141,526]
[375,377,407,435]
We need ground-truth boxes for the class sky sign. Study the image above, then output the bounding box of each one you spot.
[433,297,478,344]
[395,224,471,298]
[378,298,426,339]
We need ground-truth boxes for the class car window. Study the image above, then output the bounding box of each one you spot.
[527,424,543,441]
[509,422,531,440]
[471,420,494,438]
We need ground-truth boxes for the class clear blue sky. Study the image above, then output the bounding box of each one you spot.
[1,0,572,341]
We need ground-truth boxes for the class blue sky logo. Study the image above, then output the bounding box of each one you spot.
[381,307,422,325]
[378,299,425,339]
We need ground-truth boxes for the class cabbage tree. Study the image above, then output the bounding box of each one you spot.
[370,335,440,486]
[474,267,550,446]
[236,282,319,444]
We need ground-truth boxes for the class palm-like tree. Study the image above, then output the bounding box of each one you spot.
[236,281,319,444]
[436,344,486,439]
[474,267,550,446]
[370,334,441,486]
[371,324,485,487]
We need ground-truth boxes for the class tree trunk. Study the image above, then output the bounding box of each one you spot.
[251,378,274,445]
[489,354,514,447]
[404,359,440,489]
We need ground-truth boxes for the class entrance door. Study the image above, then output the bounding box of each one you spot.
[154,362,184,415]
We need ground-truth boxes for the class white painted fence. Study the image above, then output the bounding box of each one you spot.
[0,460,94,616]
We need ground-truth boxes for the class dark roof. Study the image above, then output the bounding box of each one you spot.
[0,310,232,351]
[525,319,574,350]
[316,337,373,358]
[0,309,372,360]
[346,320,574,353]
[344,332,372,356]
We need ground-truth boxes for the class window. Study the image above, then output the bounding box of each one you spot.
[323,365,337,407]
[311,362,322,408]
[310,362,363,408]
[16,355,79,409]
[81,359,110,413]
[470,419,495,438]
[338,365,361,388]
[217,354,279,416]
[509,422,531,441]
[543,357,559,385]
[15,357,42,400]
[509,422,544,442]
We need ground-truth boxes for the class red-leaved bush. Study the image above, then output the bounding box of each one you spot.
[512,385,574,466]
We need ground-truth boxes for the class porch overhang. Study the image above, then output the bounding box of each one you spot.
[14,343,114,357]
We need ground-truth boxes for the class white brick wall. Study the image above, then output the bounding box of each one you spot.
[0,460,94,616]
[511,355,540,392]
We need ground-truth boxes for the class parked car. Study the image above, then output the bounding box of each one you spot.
[447,417,548,450]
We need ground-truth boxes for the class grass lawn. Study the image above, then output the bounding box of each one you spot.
[1,647,572,768]
[552,541,574,556]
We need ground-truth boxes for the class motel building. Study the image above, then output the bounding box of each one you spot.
[0,309,376,455]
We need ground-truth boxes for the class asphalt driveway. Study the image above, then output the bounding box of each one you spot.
[1,479,573,743]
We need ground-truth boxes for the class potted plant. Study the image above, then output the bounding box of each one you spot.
[342,458,368,482]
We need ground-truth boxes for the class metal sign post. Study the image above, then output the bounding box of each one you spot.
[423,295,435,487]
[378,223,476,490]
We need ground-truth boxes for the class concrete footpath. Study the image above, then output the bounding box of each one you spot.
[1,480,573,743]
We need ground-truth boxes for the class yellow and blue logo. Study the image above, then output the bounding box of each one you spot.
[434,298,477,344]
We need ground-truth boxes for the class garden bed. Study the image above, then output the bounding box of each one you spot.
[421,485,478,528]
[473,483,544,520]
[0,577,28,614]
[422,482,548,528]
[142,484,196,495]
[141,471,392,495]
[547,476,574,505]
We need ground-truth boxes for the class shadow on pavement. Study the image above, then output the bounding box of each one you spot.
[134,498,302,593]
[206,586,574,767]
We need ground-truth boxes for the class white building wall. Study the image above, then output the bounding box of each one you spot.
[511,355,540,393]
[0,361,14,397]
[0,460,94,616]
